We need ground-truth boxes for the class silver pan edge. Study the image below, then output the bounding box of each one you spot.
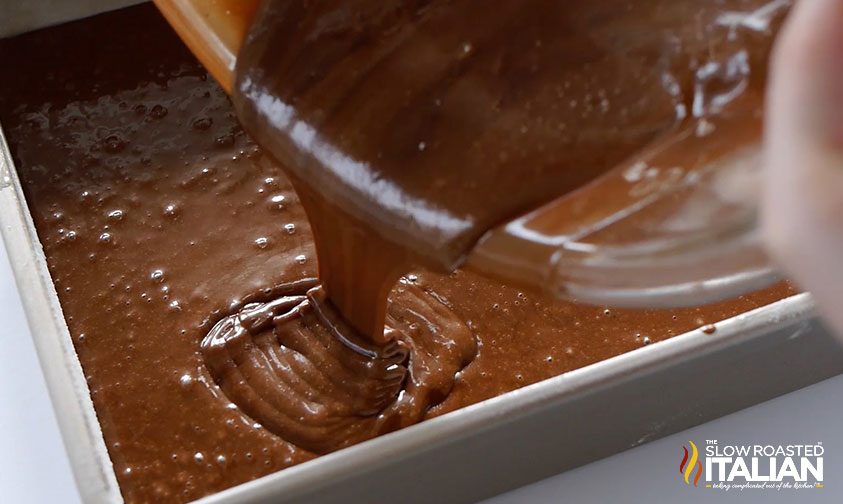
[1,127,122,503]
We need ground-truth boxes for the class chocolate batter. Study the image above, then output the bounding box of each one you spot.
[0,4,793,503]
[234,0,785,268]
[227,0,789,453]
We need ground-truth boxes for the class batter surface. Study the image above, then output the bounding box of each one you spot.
[0,5,793,503]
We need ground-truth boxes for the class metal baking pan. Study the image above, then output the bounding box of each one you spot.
[3,2,843,503]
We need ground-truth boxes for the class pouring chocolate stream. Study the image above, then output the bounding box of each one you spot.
[156,0,787,312]
[154,0,789,452]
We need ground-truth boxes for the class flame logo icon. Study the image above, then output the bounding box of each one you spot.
[679,440,703,487]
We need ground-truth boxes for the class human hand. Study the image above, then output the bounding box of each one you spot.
[763,0,843,335]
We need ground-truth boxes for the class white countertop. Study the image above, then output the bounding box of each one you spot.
[1,239,840,504]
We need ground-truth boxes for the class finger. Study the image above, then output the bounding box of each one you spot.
[762,0,843,334]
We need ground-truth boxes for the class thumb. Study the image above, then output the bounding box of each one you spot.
[762,0,843,334]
